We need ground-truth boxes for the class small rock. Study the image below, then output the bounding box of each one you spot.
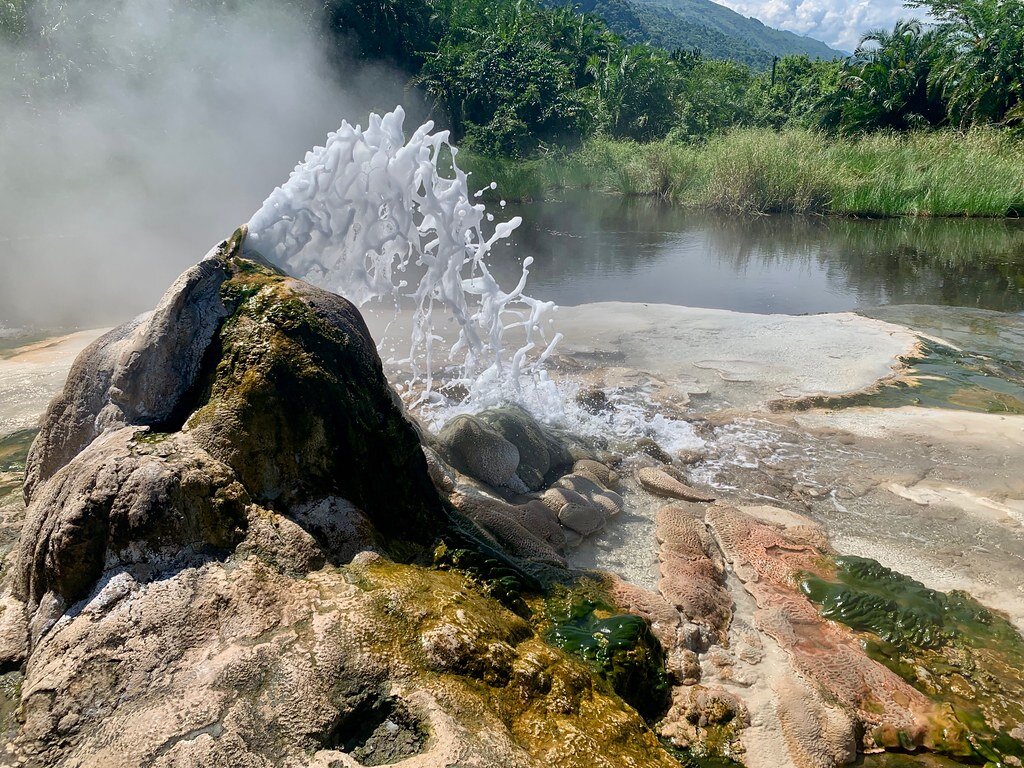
[636,438,672,464]
[555,473,607,498]
[576,388,610,414]
[637,468,715,502]
[558,502,605,536]
[563,529,584,548]
[553,473,624,520]
[674,449,707,466]
[477,405,572,491]
[572,459,618,487]
[436,415,520,488]
[540,487,586,515]
[590,491,624,518]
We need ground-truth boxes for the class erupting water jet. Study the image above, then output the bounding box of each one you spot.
[246,107,562,409]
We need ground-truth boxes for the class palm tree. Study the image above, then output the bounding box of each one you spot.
[538,7,615,87]
[825,19,946,133]
[584,44,678,140]
[910,0,1024,127]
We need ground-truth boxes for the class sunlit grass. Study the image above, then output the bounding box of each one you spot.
[462,128,1024,218]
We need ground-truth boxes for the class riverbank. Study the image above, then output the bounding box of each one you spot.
[463,128,1024,218]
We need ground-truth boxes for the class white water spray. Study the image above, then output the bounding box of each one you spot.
[246,107,562,407]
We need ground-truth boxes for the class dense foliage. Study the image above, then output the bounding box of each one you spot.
[316,0,1024,154]
[3,0,1020,160]
[910,0,1024,129]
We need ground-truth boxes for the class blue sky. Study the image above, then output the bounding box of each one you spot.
[714,0,928,52]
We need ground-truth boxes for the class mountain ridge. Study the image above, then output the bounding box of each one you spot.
[553,0,844,69]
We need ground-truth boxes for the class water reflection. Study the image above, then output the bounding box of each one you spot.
[489,194,1024,314]
[5,193,1023,330]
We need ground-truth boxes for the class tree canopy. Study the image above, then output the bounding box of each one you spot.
[4,0,1021,156]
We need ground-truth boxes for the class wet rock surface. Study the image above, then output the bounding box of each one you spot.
[637,467,716,502]
[1,233,1022,768]
[0,232,683,768]
[430,404,624,555]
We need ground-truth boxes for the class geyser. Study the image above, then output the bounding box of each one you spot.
[246,107,561,408]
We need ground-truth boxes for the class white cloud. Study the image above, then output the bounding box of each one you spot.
[714,0,929,52]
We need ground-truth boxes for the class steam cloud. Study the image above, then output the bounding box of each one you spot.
[0,0,427,329]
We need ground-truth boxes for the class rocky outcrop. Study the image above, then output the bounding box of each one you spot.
[4,228,1020,768]
[23,255,230,499]
[14,230,447,627]
[430,405,624,552]
[706,504,943,752]
[0,229,683,768]
[655,502,731,643]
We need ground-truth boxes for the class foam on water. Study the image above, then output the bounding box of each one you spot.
[246,107,561,407]
[566,391,706,454]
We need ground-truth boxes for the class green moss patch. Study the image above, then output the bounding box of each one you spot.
[660,739,745,768]
[543,585,670,721]
[183,243,448,551]
[434,542,531,617]
[801,556,1024,765]
[0,429,35,500]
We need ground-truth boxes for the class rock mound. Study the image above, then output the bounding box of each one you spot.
[16,230,446,624]
[0,230,681,768]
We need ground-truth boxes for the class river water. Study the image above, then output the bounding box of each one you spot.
[4,193,1024,329]
[487,194,1024,315]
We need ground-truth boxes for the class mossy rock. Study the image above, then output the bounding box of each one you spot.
[354,560,683,767]
[660,739,745,768]
[17,230,453,610]
[187,245,447,547]
[801,556,1024,765]
[434,542,531,617]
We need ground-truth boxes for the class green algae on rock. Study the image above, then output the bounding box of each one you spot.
[775,339,1024,416]
[544,586,671,722]
[0,429,35,501]
[353,560,684,768]
[801,556,1024,765]
[660,738,746,768]
[434,541,533,617]
[188,240,447,544]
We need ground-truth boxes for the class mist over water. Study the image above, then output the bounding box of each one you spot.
[0,0,428,330]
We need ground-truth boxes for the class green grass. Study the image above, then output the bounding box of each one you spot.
[460,128,1024,218]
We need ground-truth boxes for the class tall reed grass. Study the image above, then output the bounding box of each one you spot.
[460,129,1024,218]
